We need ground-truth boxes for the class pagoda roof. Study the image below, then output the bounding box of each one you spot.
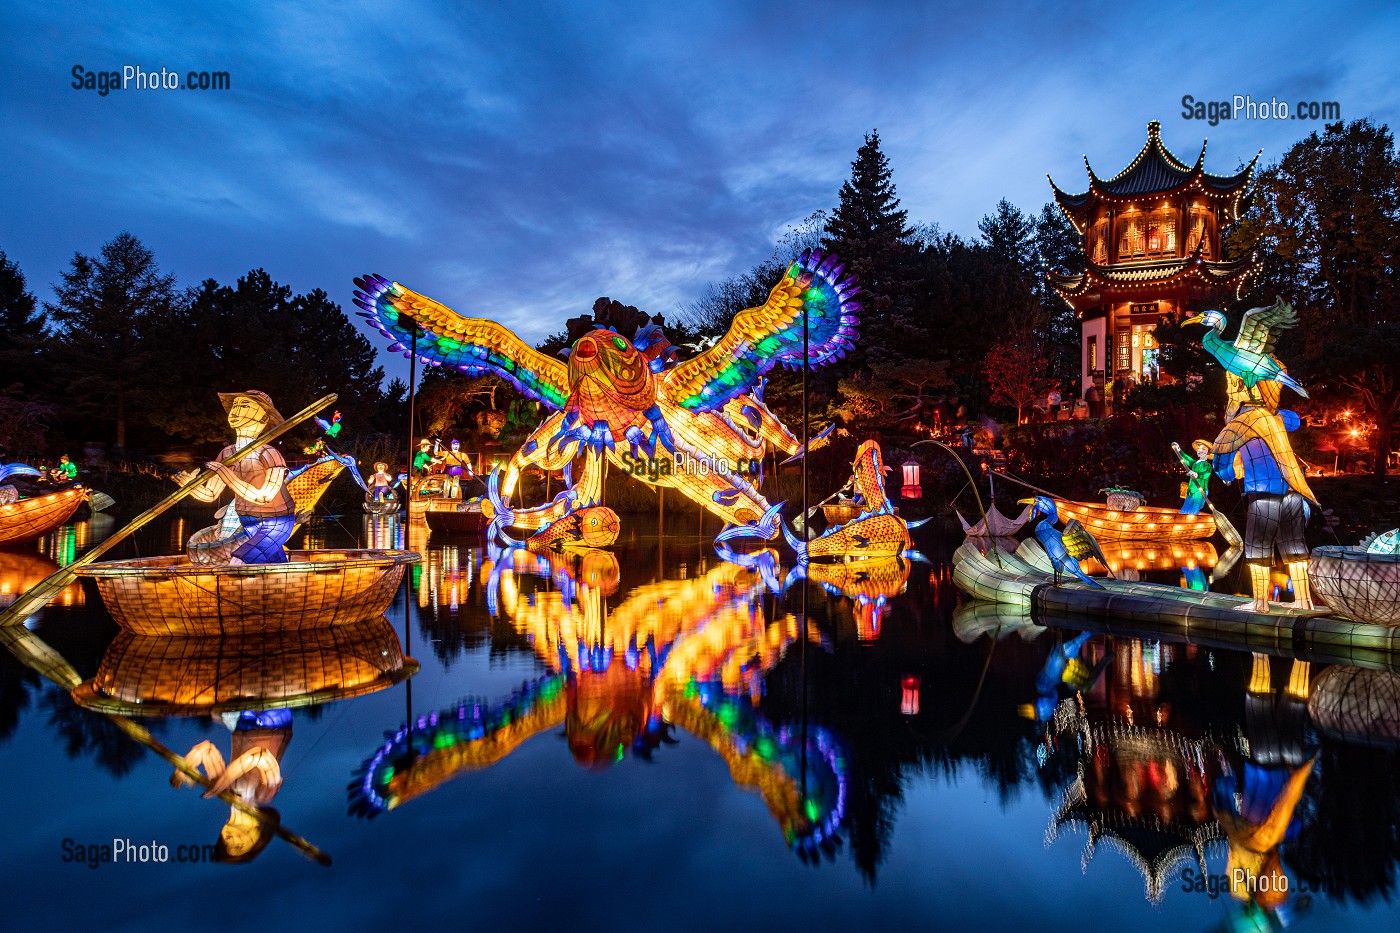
[1049,121,1261,226]
[1049,248,1258,309]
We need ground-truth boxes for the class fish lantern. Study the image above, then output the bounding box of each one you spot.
[900,460,921,500]
[900,676,921,716]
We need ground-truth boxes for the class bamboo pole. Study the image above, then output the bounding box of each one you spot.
[0,393,337,628]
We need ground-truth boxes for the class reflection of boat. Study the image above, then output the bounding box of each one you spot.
[72,615,416,716]
[0,550,83,610]
[1054,498,1215,541]
[1308,666,1400,747]
[953,541,1400,664]
[423,497,488,534]
[950,599,1043,643]
[0,487,89,546]
[1309,546,1400,626]
[75,549,420,636]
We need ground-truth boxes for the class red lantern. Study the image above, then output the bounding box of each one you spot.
[901,676,921,716]
[900,460,921,499]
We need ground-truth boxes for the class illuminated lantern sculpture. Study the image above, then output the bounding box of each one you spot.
[353,250,859,541]
[785,441,928,562]
[900,459,921,499]
[1186,300,1318,613]
[900,676,921,716]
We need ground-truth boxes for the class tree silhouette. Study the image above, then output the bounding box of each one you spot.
[46,232,177,451]
[0,250,48,393]
[1234,119,1400,474]
[823,131,918,370]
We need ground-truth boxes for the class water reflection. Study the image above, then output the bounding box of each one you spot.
[353,543,847,853]
[3,516,1400,922]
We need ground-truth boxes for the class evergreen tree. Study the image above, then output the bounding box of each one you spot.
[149,271,384,442]
[1234,119,1400,474]
[978,198,1037,274]
[822,131,918,366]
[0,250,48,393]
[46,232,177,451]
[1033,203,1086,385]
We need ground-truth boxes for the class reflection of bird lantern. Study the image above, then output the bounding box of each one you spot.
[901,460,921,499]
[901,676,921,716]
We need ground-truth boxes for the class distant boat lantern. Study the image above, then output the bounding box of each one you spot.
[901,676,921,716]
[901,460,921,499]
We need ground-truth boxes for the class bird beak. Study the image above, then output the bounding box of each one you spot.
[1017,498,1035,505]
[1182,313,1205,327]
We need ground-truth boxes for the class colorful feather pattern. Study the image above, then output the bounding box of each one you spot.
[352,274,570,409]
[667,249,859,413]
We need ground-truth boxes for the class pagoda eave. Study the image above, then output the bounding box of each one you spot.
[1050,253,1256,310]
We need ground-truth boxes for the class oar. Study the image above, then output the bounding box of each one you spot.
[0,393,337,628]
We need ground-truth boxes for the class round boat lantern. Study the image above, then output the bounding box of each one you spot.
[900,460,921,499]
[901,676,921,716]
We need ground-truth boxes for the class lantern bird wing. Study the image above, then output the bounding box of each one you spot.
[666,249,859,413]
[352,274,570,410]
[1234,298,1298,359]
[1062,519,1108,568]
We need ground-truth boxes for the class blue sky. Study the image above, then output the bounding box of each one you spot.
[2,0,1398,382]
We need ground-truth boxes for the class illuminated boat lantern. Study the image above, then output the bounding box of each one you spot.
[0,485,89,547]
[1052,497,1216,541]
[75,549,419,636]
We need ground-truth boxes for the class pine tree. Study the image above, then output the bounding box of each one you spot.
[822,130,917,365]
[978,199,1037,273]
[0,250,48,392]
[46,232,177,451]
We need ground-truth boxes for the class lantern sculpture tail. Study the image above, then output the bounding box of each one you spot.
[716,502,785,543]
[779,423,836,466]
[782,520,810,566]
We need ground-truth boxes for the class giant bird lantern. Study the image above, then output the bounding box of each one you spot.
[353,250,859,540]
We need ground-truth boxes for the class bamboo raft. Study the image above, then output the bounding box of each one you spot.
[75,549,419,636]
[0,487,88,546]
[1053,497,1215,541]
[952,540,1400,668]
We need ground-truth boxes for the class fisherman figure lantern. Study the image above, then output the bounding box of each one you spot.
[1185,299,1318,613]
[1171,439,1214,515]
[177,392,297,565]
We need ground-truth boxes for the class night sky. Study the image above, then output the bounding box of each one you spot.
[3,0,1398,381]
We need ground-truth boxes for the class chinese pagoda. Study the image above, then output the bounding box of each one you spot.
[1048,121,1260,401]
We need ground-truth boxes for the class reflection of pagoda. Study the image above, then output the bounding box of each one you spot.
[1048,121,1259,400]
[1045,638,1224,902]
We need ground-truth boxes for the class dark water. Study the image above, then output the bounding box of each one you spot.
[3,511,1400,932]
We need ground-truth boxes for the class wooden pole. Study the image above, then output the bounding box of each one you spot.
[0,393,337,628]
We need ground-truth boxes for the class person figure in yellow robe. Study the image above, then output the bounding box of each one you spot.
[175,391,297,564]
